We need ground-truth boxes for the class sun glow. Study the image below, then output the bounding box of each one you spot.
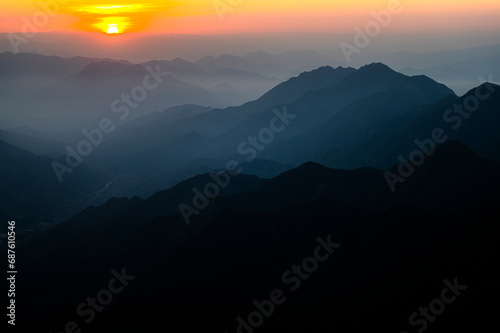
[77,4,149,15]
[2,0,499,34]
[70,2,158,34]
[92,16,130,34]
[107,24,119,34]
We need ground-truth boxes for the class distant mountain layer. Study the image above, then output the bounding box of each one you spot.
[83,63,455,192]
[0,51,292,132]
[5,61,496,214]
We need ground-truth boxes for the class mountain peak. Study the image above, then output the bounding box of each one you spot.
[295,65,355,81]
[297,65,332,76]
[251,65,355,110]
[243,49,276,64]
[298,161,326,169]
[335,62,406,88]
[171,57,193,65]
[253,49,270,55]
[432,140,478,159]
[463,82,500,97]
[358,62,396,74]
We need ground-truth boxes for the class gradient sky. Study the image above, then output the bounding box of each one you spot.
[1,0,499,35]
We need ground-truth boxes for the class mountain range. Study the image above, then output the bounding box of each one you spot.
[16,140,500,332]
[1,51,498,332]
[0,139,109,237]
[78,63,456,195]
[0,50,332,133]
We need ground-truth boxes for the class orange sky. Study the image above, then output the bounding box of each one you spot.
[1,0,499,35]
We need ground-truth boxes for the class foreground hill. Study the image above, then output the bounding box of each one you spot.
[0,139,110,234]
[17,141,500,332]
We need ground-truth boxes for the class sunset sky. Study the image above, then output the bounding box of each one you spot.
[1,0,499,35]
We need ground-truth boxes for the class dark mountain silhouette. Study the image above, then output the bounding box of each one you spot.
[3,43,499,333]
[124,157,294,198]
[211,162,389,213]
[0,139,110,233]
[19,172,267,268]
[17,140,500,332]
[317,83,500,169]
[285,84,455,163]
[386,140,500,211]
[233,158,295,179]
[204,63,455,165]
[250,65,355,111]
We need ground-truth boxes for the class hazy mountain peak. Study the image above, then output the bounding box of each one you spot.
[218,53,239,59]
[249,49,271,57]
[243,49,277,64]
[170,57,195,66]
[194,54,253,69]
[75,60,144,79]
[194,55,215,64]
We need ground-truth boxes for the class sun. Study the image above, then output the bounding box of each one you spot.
[75,4,151,34]
[107,24,119,34]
